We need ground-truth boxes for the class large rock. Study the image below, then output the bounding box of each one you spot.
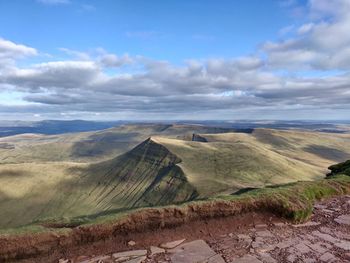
[169,239,225,263]
[335,214,350,225]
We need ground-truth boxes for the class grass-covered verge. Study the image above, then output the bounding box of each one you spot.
[0,224,71,236]
[216,174,350,222]
[1,175,349,237]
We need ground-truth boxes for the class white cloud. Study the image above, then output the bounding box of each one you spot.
[2,0,350,120]
[265,0,350,70]
[0,38,37,60]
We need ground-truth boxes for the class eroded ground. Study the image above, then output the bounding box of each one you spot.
[57,195,350,263]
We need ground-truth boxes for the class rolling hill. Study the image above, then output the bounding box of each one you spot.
[0,124,237,164]
[1,125,350,228]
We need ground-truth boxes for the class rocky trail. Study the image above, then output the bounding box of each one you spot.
[46,196,350,262]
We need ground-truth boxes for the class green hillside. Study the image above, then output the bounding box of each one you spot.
[1,126,350,228]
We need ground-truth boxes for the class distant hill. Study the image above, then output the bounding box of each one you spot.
[0,124,237,163]
[0,120,123,137]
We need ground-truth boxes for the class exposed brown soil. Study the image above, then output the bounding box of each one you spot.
[0,210,284,263]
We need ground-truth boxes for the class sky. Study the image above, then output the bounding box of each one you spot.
[0,0,349,120]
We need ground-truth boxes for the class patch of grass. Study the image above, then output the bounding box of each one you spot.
[0,224,71,236]
[217,174,350,222]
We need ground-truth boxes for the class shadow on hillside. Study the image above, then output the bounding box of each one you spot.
[303,145,350,162]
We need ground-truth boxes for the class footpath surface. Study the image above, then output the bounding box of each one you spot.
[60,195,350,263]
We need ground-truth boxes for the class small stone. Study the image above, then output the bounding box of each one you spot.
[115,257,130,262]
[292,221,320,228]
[124,256,147,263]
[275,240,296,249]
[255,224,267,230]
[255,245,276,253]
[231,255,262,263]
[345,253,350,260]
[255,230,274,238]
[334,240,350,250]
[322,209,334,214]
[78,255,111,263]
[251,241,262,249]
[312,231,339,243]
[59,259,69,263]
[335,214,350,225]
[273,222,285,227]
[258,253,277,263]
[128,240,136,246]
[295,243,311,254]
[229,233,234,238]
[314,204,327,209]
[319,252,337,262]
[307,242,328,254]
[160,239,186,249]
[149,246,165,256]
[303,258,316,263]
[237,234,250,240]
[286,254,296,263]
[207,254,226,263]
[112,250,147,259]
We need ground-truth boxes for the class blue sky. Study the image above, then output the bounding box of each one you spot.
[0,0,297,62]
[0,0,350,120]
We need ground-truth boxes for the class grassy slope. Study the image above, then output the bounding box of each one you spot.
[153,129,350,196]
[1,175,349,237]
[0,139,198,228]
[1,127,350,228]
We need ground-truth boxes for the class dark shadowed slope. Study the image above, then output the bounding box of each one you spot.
[0,138,198,228]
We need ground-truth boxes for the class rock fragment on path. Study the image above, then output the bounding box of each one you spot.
[231,255,262,263]
[160,239,186,249]
[78,255,111,263]
[124,256,147,263]
[169,239,225,263]
[335,214,350,225]
[255,230,274,238]
[112,250,147,259]
[128,240,136,246]
[334,240,350,250]
[292,221,320,228]
[319,252,337,262]
[149,246,165,256]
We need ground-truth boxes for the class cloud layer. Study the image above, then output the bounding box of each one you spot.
[1,0,350,120]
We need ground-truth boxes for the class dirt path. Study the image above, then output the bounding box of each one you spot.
[54,195,350,263]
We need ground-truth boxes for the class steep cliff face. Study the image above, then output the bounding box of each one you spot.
[76,138,199,211]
